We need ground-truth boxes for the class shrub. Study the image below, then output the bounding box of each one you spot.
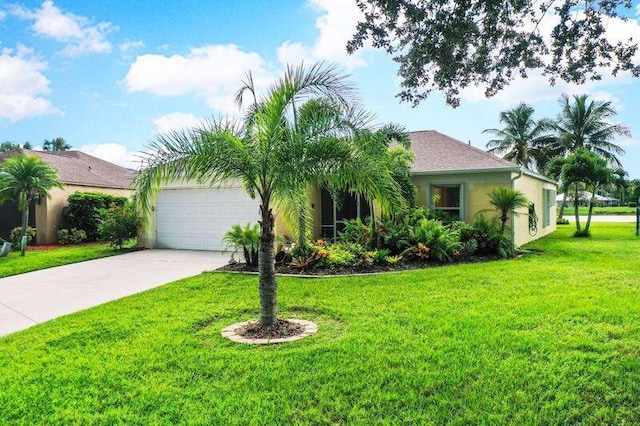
[10,226,36,248]
[325,245,356,267]
[66,192,128,241]
[556,217,570,225]
[447,221,476,242]
[472,215,516,258]
[97,202,140,249]
[574,229,591,238]
[385,255,402,266]
[222,223,259,266]
[57,228,87,245]
[379,219,415,253]
[339,218,373,248]
[414,219,462,262]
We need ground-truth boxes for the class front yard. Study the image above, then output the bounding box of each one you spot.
[0,243,128,279]
[0,223,639,423]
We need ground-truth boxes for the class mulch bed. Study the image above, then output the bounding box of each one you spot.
[238,319,305,339]
[26,242,99,251]
[218,255,495,276]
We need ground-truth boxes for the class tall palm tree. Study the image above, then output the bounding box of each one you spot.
[135,63,405,327]
[552,94,629,167]
[483,103,555,171]
[0,155,63,256]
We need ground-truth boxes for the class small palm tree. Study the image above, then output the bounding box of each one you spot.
[484,103,555,171]
[135,63,405,327]
[487,187,530,234]
[0,155,63,255]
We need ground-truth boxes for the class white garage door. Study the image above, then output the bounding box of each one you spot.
[156,187,260,250]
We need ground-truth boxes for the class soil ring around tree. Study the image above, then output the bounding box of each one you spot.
[221,319,317,345]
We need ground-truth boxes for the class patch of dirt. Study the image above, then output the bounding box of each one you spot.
[26,242,98,251]
[239,319,305,339]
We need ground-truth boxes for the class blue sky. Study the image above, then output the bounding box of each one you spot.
[1,0,639,178]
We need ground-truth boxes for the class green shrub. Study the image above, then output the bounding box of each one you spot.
[379,219,415,253]
[326,245,356,267]
[414,219,462,262]
[339,218,372,247]
[222,223,259,266]
[66,192,128,241]
[97,202,140,249]
[385,255,402,266]
[57,228,87,245]
[472,215,516,258]
[574,229,591,238]
[556,217,570,225]
[10,226,36,248]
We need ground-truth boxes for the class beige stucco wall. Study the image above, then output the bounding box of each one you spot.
[513,173,557,246]
[412,170,555,246]
[412,171,512,223]
[36,185,132,244]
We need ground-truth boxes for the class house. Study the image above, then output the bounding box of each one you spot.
[142,130,556,251]
[0,149,133,244]
[556,192,620,208]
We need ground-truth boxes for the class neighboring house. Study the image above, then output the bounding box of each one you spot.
[0,150,133,244]
[556,192,620,208]
[143,130,556,251]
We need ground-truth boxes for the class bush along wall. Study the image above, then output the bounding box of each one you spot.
[65,192,128,241]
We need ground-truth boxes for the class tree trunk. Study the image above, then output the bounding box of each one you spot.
[258,201,277,326]
[585,192,596,232]
[558,192,567,218]
[297,206,306,250]
[20,205,29,257]
[573,183,581,232]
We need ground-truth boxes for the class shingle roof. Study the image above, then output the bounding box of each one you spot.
[0,149,133,189]
[409,130,518,173]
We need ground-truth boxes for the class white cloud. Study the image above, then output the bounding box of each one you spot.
[0,45,58,121]
[0,10,6,20]
[277,0,366,69]
[119,40,144,53]
[153,112,201,134]
[123,44,273,114]
[79,143,141,169]
[618,138,638,148]
[10,1,115,56]
[636,4,640,16]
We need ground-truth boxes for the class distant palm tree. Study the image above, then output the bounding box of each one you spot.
[43,137,71,151]
[487,187,530,235]
[134,63,406,327]
[552,94,629,167]
[0,155,63,256]
[484,103,555,171]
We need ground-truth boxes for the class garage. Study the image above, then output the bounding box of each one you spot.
[155,187,260,251]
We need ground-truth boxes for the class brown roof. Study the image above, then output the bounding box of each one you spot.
[0,149,133,189]
[409,130,518,173]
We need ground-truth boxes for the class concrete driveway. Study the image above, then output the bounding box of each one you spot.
[0,249,229,337]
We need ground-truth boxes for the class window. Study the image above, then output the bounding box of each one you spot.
[542,188,555,227]
[320,188,371,239]
[431,184,462,220]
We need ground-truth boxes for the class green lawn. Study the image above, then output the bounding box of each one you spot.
[0,243,127,278]
[568,205,637,215]
[1,224,639,424]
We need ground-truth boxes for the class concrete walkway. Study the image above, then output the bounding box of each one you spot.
[0,249,229,337]
[575,215,637,223]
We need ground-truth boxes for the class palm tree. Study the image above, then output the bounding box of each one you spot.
[43,137,71,151]
[559,148,613,235]
[483,103,555,171]
[0,155,63,256]
[552,94,629,167]
[487,187,530,235]
[135,63,405,327]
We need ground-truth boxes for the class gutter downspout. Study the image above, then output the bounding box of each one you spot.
[510,168,524,246]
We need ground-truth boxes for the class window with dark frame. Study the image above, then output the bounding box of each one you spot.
[431,184,462,220]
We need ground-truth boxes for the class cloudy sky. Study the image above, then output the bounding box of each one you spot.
[1,1,639,178]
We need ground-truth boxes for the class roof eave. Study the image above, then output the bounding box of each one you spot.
[411,166,520,176]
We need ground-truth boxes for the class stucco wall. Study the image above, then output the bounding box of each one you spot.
[513,173,557,246]
[37,185,132,244]
[412,171,512,223]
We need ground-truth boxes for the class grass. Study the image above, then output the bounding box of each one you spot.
[0,243,129,278]
[0,223,639,424]
[565,205,638,215]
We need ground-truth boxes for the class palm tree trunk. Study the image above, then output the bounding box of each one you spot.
[573,183,581,232]
[558,192,567,218]
[20,206,29,257]
[297,206,306,250]
[585,192,596,232]
[258,201,277,326]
